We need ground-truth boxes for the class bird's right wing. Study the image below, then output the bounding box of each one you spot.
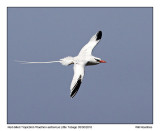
[70,64,85,98]
[78,31,102,56]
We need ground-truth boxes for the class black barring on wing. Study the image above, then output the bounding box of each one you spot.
[70,75,82,98]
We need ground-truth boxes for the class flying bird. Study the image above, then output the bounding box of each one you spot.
[18,31,106,98]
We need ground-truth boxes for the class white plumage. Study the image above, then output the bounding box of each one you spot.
[17,31,106,98]
[60,56,74,66]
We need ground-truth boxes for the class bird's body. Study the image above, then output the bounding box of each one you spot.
[18,31,106,98]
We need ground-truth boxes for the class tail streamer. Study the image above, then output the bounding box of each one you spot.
[15,60,60,64]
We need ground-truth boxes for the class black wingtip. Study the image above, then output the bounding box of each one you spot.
[96,31,102,40]
[70,75,82,98]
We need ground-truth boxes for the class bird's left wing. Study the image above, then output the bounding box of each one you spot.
[78,31,102,56]
[70,64,85,98]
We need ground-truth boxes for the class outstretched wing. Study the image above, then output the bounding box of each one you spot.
[78,31,102,56]
[70,64,85,98]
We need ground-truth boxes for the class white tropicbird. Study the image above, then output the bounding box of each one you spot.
[18,31,106,98]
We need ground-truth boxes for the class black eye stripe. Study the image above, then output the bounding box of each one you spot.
[94,58,100,62]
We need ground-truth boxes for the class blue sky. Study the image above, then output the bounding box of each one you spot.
[8,7,152,123]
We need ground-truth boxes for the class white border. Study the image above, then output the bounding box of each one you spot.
[0,0,159,130]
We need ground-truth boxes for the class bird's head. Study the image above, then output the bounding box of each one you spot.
[94,57,106,64]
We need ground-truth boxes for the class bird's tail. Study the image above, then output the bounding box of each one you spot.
[15,60,61,64]
[59,56,74,66]
[15,56,74,66]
